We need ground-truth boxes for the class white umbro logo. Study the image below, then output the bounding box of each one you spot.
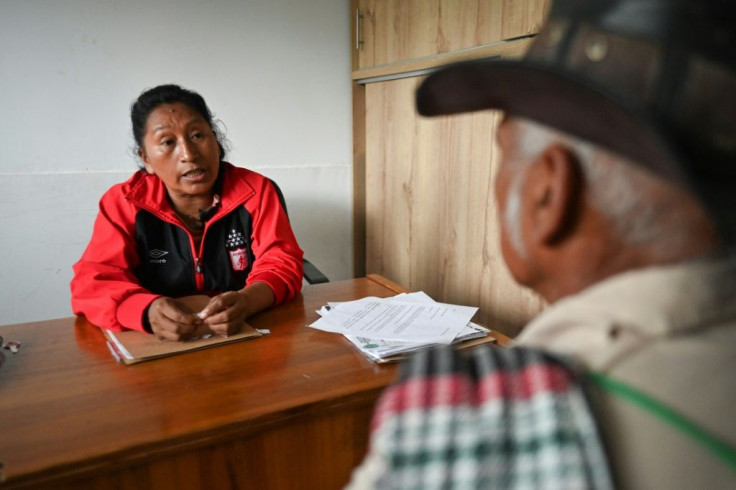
[148,249,169,259]
[148,249,169,264]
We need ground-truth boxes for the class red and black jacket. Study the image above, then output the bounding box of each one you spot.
[71,162,304,332]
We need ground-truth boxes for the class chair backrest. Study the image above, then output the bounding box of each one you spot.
[269,179,290,217]
[268,179,329,285]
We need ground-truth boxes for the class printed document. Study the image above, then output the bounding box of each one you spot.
[309,295,477,344]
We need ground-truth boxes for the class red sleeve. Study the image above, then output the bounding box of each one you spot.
[70,187,159,332]
[244,178,304,305]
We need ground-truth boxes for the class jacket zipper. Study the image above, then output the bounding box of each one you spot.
[133,203,207,291]
[194,256,204,291]
[194,236,206,292]
[130,194,243,294]
[134,204,207,292]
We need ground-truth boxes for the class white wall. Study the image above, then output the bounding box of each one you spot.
[0,0,353,325]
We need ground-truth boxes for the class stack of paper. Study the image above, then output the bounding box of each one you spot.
[309,291,495,362]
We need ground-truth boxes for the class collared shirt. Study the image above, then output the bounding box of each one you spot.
[515,257,736,489]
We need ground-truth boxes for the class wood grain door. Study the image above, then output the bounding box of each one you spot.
[364,75,544,336]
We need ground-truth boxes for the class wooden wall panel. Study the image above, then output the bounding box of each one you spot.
[356,0,549,69]
[365,76,545,336]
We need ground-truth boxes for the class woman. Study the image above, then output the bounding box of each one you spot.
[71,84,304,341]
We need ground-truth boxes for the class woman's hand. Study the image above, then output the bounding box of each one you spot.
[198,283,276,336]
[147,297,205,341]
[197,291,249,336]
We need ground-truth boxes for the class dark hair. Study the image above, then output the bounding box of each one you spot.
[130,84,229,164]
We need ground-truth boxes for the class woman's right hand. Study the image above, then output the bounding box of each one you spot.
[147,297,205,341]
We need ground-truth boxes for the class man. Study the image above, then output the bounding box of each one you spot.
[348,0,735,488]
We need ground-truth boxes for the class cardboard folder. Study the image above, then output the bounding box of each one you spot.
[102,295,263,365]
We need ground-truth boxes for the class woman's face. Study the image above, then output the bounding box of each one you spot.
[139,102,221,201]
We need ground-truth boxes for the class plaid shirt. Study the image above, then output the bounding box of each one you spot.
[347,345,613,490]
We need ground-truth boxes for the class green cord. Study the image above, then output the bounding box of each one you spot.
[587,372,736,473]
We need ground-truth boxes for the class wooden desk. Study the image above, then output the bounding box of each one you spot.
[0,275,510,489]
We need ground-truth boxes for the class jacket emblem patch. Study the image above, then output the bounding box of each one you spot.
[226,230,248,271]
[147,249,169,264]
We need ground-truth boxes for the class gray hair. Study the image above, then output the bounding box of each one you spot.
[503,117,696,254]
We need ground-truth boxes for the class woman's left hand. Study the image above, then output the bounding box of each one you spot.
[197,291,248,336]
[198,282,275,336]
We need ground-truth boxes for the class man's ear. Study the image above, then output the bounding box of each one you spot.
[524,144,581,245]
[139,149,154,175]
